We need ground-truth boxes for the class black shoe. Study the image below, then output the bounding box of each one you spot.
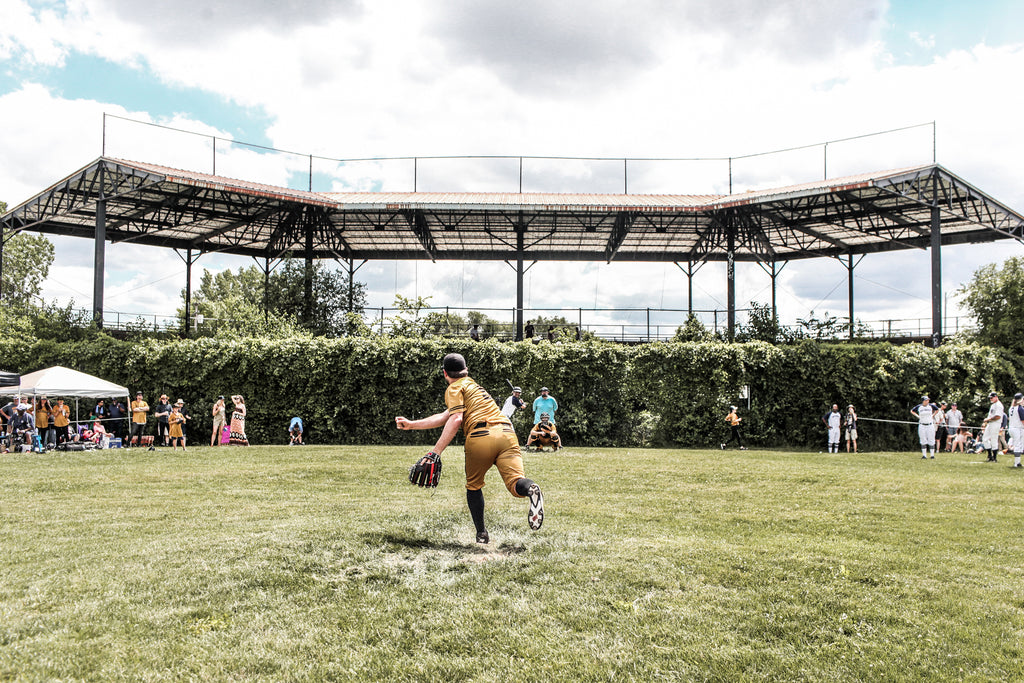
[476,530,489,544]
[527,483,544,531]
[921,456,927,459]
[720,443,726,450]
[929,456,935,459]
[148,446,155,451]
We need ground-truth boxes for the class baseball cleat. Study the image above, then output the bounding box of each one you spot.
[476,530,489,544]
[527,483,544,531]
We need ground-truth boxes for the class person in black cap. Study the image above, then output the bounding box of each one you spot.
[910,395,936,459]
[395,352,544,544]
[981,391,1004,462]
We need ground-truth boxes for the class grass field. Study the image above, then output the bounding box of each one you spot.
[1,443,1023,682]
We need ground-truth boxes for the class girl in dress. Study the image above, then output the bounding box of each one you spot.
[229,395,249,446]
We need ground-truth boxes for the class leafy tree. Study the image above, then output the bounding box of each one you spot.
[740,302,785,343]
[959,256,1024,354]
[673,313,713,342]
[179,259,367,337]
[1,200,56,311]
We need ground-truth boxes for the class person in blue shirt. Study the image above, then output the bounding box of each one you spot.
[532,387,558,424]
[288,416,304,445]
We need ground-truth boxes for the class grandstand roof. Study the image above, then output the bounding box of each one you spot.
[3,157,1023,264]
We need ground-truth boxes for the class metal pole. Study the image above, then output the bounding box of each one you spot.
[414,158,418,192]
[519,157,523,193]
[623,159,628,194]
[212,136,217,176]
[93,171,107,327]
[847,254,854,340]
[930,176,942,347]
[726,214,736,341]
[102,112,107,156]
[309,154,313,192]
[184,247,192,339]
[515,213,525,341]
[823,142,828,179]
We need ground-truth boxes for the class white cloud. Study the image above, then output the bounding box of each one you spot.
[4,1,1024,331]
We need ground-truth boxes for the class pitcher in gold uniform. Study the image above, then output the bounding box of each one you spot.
[395,353,544,544]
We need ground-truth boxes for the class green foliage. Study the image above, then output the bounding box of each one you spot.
[673,312,713,342]
[0,334,1017,450]
[740,301,786,343]
[0,228,55,311]
[180,259,367,337]
[959,256,1024,355]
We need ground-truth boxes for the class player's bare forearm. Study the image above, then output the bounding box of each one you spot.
[395,410,450,431]
[430,413,463,456]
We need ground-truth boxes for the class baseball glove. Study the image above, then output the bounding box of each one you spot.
[409,451,442,487]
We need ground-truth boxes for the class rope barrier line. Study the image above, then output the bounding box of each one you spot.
[857,416,985,430]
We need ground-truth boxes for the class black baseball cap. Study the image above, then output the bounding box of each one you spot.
[442,353,467,374]
[989,391,998,398]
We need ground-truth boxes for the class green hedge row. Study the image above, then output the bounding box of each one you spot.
[1,336,1018,450]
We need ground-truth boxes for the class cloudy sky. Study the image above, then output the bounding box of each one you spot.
[2,0,1024,336]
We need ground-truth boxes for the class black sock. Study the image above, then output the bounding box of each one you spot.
[514,477,534,497]
[466,489,485,532]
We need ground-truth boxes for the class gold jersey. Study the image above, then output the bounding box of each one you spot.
[445,376,508,435]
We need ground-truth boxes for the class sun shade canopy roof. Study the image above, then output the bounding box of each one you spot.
[3,157,1023,264]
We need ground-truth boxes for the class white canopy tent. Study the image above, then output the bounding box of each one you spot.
[3,366,129,399]
[2,366,130,429]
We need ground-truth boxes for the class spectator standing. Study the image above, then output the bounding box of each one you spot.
[532,387,558,425]
[911,395,936,459]
[933,401,948,452]
[524,321,535,342]
[945,402,963,450]
[108,398,127,441]
[35,397,52,448]
[130,391,149,448]
[154,395,172,446]
[168,404,187,451]
[174,400,190,446]
[52,398,70,446]
[0,397,14,440]
[822,404,842,453]
[229,395,249,446]
[469,324,481,341]
[93,399,109,427]
[547,327,555,342]
[844,405,858,453]
[211,396,227,446]
[721,405,746,450]
[982,391,1004,463]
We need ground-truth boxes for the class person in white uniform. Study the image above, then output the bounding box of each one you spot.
[982,391,1005,463]
[1007,392,1024,468]
[822,404,842,453]
[910,395,936,459]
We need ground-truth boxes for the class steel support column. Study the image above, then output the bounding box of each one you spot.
[847,254,854,340]
[726,217,736,341]
[303,219,314,327]
[263,257,271,323]
[515,213,525,341]
[184,248,192,339]
[931,203,942,347]
[93,197,106,326]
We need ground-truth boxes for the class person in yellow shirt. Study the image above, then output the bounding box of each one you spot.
[721,405,747,450]
[52,398,70,446]
[35,397,51,447]
[168,404,187,451]
[395,352,544,544]
[130,391,150,448]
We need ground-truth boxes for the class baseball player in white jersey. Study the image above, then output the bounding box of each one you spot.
[1007,392,1024,468]
[822,404,842,453]
[982,391,1005,462]
[910,395,936,459]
